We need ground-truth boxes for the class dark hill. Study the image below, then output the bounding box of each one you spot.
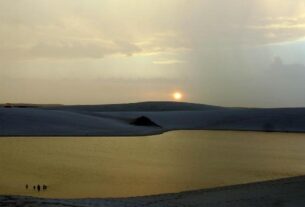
[130,116,161,127]
[46,102,222,112]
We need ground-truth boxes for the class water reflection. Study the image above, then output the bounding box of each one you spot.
[0,130,305,198]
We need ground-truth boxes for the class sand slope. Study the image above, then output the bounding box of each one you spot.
[2,102,305,136]
[1,176,305,207]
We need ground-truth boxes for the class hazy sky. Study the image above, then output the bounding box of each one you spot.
[1,0,305,107]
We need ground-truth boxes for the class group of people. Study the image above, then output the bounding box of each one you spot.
[25,184,48,192]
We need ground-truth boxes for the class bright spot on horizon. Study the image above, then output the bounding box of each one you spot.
[173,92,183,101]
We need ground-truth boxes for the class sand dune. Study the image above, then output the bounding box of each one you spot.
[1,176,305,207]
[1,102,305,136]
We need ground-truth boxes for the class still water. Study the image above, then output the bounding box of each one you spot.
[1,130,305,198]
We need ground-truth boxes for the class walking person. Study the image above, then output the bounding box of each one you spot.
[43,185,47,190]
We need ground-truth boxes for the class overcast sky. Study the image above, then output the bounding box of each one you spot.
[1,0,305,107]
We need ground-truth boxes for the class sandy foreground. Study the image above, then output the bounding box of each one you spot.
[1,176,305,207]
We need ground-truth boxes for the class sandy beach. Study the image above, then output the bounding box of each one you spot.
[1,175,305,207]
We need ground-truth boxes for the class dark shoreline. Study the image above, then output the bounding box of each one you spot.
[1,175,305,207]
[1,128,305,138]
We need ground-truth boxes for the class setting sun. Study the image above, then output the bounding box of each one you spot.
[173,92,183,101]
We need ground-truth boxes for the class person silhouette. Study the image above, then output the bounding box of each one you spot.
[37,184,41,192]
[25,184,28,189]
[43,185,47,190]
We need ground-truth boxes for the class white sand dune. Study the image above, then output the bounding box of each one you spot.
[1,102,305,136]
[0,108,161,136]
[1,176,305,207]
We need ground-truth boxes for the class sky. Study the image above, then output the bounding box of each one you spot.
[1,0,305,107]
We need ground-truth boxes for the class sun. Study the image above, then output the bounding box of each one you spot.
[173,92,183,101]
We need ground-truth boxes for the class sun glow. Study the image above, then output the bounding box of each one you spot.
[173,92,183,101]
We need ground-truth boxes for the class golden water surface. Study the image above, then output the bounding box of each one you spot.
[1,130,305,198]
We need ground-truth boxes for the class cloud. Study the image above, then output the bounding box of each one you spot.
[30,40,141,59]
[1,0,304,61]
[0,1,191,60]
[134,32,191,57]
[0,25,188,60]
[0,40,141,59]
[0,34,189,60]
[152,60,186,65]
[2,0,305,106]
[248,15,305,44]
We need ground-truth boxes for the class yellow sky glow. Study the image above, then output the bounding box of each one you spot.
[1,1,305,107]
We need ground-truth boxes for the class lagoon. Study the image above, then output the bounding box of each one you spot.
[1,130,305,198]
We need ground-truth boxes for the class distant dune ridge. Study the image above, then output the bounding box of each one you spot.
[1,101,305,136]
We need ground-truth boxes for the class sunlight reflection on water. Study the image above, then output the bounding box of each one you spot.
[0,130,305,198]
